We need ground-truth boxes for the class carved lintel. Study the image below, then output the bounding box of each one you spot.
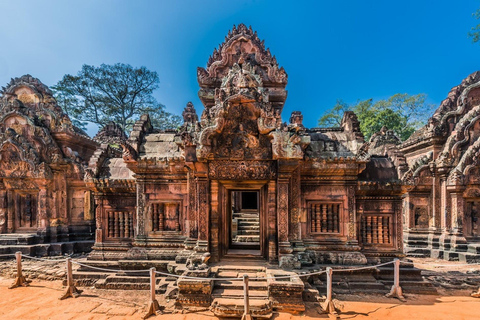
[208,160,276,180]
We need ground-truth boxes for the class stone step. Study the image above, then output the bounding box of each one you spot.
[238,221,259,225]
[104,275,150,284]
[405,248,431,255]
[467,243,480,254]
[237,229,259,235]
[234,235,260,243]
[233,217,259,221]
[212,288,268,299]
[214,265,266,273]
[215,280,268,290]
[0,234,39,245]
[94,278,150,290]
[72,271,111,280]
[458,252,480,263]
[211,298,273,319]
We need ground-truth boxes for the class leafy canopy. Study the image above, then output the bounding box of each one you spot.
[318,93,434,141]
[469,8,480,43]
[52,63,181,132]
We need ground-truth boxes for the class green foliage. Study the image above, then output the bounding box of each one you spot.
[469,8,480,43]
[51,63,181,132]
[318,93,434,141]
[317,100,349,127]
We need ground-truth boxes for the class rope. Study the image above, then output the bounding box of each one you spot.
[331,260,394,272]
[411,261,480,268]
[72,260,151,273]
[22,254,73,262]
[0,253,16,257]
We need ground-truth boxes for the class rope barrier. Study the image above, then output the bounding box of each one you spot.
[9,252,469,317]
[71,260,152,273]
[411,261,480,268]
[0,253,16,257]
[330,260,394,272]
[22,254,74,262]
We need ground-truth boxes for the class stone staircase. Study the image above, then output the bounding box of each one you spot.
[210,265,273,318]
[233,211,260,244]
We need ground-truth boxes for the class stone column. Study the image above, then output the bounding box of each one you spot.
[135,179,147,243]
[7,190,14,233]
[448,187,467,253]
[346,184,359,246]
[267,180,277,264]
[0,190,6,234]
[209,180,219,261]
[195,174,209,253]
[94,196,104,245]
[277,160,297,268]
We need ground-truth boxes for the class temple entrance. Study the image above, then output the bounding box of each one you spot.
[230,191,260,250]
[217,181,269,261]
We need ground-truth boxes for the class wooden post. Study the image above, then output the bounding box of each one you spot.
[241,274,253,320]
[59,258,82,300]
[9,251,30,289]
[143,267,161,319]
[386,258,406,301]
[323,267,337,314]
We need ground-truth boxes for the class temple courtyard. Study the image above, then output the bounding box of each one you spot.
[1,256,479,319]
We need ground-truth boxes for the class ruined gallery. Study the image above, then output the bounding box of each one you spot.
[1,24,480,301]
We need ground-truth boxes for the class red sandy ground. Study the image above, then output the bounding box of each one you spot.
[1,276,479,320]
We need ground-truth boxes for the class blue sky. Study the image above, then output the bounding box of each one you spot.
[0,0,479,135]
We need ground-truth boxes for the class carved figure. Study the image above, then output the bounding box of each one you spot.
[186,252,211,270]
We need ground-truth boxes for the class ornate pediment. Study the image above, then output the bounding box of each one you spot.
[198,24,287,111]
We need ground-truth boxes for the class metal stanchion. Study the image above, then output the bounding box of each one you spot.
[9,251,31,289]
[322,267,337,314]
[59,257,83,300]
[386,258,406,302]
[241,274,252,320]
[143,267,161,319]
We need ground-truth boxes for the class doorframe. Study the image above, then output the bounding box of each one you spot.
[217,180,268,260]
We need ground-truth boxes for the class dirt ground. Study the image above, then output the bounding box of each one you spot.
[1,276,479,320]
[1,256,480,320]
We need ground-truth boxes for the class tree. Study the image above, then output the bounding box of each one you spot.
[469,8,480,43]
[51,63,181,132]
[318,93,434,141]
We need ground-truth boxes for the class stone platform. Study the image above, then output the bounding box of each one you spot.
[0,234,94,258]
[66,258,437,318]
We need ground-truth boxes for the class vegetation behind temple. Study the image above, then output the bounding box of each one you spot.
[318,93,435,141]
[52,63,181,133]
[470,7,480,43]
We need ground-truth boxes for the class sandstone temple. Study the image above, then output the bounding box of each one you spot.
[0,25,480,312]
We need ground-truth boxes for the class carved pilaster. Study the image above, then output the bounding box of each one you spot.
[210,180,219,261]
[277,178,289,244]
[395,199,403,252]
[136,180,146,240]
[267,180,277,263]
[94,196,103,244]
[187,170,198,239]
[289,167,301,241]
[37,189,47,229]
[195,175,209,252]
[347,185,357,244]
[7,190,13,233]
[0,190,6,233]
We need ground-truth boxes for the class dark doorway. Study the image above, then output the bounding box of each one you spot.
[241,191,258,210]
[230,190,260,252]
